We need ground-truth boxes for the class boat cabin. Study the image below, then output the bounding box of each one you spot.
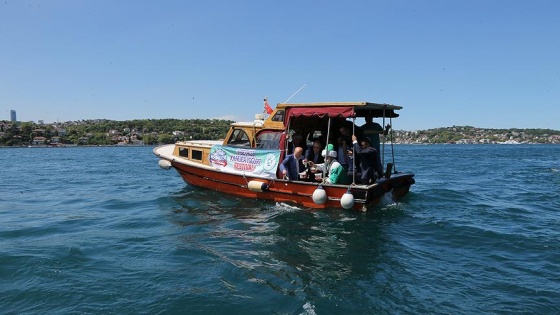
[174,102,400,177]
[175,102,398,181]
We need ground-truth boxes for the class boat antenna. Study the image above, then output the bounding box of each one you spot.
[283,83,308,103]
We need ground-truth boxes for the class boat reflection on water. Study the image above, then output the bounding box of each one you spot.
[161,185,409,309]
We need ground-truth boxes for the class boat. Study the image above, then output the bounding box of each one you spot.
[153,101,415,211]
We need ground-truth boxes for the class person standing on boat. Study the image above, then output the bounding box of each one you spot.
[279,147,305,180]
[350,134,383,184]
[309,149,350,185]
[335,136,350,172]
[337,121,362,171]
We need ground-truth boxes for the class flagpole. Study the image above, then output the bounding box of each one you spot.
[283,83,308,103]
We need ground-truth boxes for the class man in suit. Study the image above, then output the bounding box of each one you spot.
[350,135,382,184]
[280,146,305,180]
[303,140,324,165]
[360,115,390,163]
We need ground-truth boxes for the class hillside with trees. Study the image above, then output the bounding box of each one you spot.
[1,120,559,146]
[391,126,560,144]
[0,119,233,146]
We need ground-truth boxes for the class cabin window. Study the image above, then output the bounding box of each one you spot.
[256,131,282,150]
[227,129,251,147]
[191,149,203,160]
[178,147,189,158]
[271,110,284,122]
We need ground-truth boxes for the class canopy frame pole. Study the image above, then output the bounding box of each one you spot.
[285,120,291,156]
[382,107,386,167]
[323,117,331,180]
[390,115,396,173]
[351,117,356,185]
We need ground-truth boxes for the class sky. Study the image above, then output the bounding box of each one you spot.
[1,0,558,130]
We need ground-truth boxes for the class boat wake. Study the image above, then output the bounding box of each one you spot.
[377,191,408,213]
[379,191,396,207]
[300,301,317,315]
[274,202,302,212]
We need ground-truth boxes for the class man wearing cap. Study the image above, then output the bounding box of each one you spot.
[350,134,383,184]
[308,145,350,185]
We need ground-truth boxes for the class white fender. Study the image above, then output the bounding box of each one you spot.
[248,180,269,192]
[341,190,355,209]
[312,185,327,205]
[158,159,172,170]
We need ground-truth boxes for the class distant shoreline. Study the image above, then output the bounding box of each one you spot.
[2,142,558,149]
[2,119,560,146]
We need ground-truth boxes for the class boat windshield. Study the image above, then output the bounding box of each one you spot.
[256,131,282,150]
[227,129,251,147]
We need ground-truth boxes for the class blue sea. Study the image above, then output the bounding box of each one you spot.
[1,145,559,314]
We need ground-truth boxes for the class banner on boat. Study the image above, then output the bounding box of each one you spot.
[208,145,280,179]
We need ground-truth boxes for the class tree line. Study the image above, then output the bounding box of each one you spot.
[2,120,559,146]
[0,119,234,146]
[392,126,560,144]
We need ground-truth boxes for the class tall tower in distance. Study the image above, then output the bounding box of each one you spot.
[10,110,16,122]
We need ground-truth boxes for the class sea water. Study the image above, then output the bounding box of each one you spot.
[1,145,559,314]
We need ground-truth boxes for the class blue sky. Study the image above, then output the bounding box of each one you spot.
[1,0,558,130]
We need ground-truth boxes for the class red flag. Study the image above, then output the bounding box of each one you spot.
[264,98,273,114]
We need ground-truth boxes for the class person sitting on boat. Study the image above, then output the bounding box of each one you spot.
[349,135,383,184]
[303,140,324,165]
[360,115,391,162]
[309,148,350,185]
[279,146,305,181]
[301,140,324,182]
[360,116,383,152]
